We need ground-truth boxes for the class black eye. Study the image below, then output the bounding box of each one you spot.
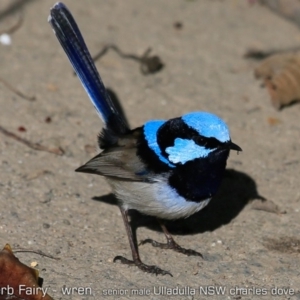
[193,136,222,149]
[193,136,205,145]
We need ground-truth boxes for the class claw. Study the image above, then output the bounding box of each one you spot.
[113,255,173,276]
[140,238,203,258]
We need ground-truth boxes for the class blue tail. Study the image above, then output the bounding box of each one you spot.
[48,2,128,133]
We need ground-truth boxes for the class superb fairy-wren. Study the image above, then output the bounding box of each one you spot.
[49,2,242,276]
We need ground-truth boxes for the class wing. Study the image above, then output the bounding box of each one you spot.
[76,129,152,181]
[76,148,150,181]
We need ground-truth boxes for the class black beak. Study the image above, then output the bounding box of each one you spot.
[229,141,242,152]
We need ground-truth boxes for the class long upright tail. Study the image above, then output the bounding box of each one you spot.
[48,2,128,135]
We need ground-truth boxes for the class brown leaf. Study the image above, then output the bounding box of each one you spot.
[255,51,300,109]
[0,244,54,300]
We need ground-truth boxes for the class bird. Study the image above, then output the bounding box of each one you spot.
[49,2,242,276]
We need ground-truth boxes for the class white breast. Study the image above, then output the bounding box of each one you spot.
[107,176,210,220]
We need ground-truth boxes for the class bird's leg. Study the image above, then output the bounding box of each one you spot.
[140,220,203,257]
[113,207,172,276]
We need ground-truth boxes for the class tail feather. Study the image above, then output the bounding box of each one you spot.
[48,2,128,134]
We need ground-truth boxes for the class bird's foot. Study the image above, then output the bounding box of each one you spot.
[139,238,203,258]
[113,255,172,276]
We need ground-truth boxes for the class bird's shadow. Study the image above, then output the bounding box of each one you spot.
[92,169,265,238]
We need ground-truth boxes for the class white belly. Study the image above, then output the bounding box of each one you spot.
[107,177,210,220]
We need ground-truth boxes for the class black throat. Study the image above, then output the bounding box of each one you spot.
[168,149,229,202]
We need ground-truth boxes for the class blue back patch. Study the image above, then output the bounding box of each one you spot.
[182,112,230,143]
[166,138,214,164]
[144,120,175,168]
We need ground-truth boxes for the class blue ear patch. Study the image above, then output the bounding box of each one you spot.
[166,138,214,164]
[144,121,175,168]
[182,112,230,143]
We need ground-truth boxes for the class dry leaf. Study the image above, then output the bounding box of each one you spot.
[0,244,54,300]
[255,51,300,109]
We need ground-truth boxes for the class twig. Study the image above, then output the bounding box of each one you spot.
[81,44,164,75]
[13,248,60,260]
[0,76,35,101]
[93,44,140,62]
[244,46,300,60]
[0,13,23,35]
[0,125,64,156]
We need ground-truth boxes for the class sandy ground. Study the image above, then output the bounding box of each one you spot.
[0,0,300,299]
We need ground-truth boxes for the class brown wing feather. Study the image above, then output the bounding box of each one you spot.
[76,128,151,181]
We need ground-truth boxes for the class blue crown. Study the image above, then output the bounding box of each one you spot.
[182,112,230,143]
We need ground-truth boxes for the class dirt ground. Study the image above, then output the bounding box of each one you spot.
[0,0,300,299]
